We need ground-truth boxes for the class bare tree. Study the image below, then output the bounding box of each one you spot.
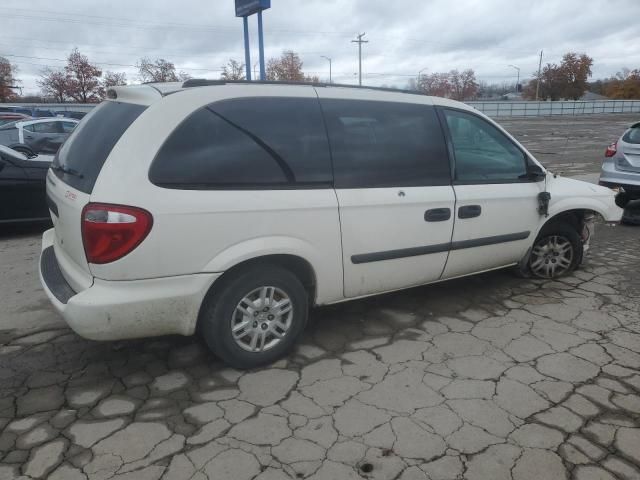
[415,69,478,100]
[0,57,19,101]
[98,71,128,98]
[449,69,479,100]
[137,58,191,83]
[103,71,127,88]
[220,59,245,81]
[37,68,70,103]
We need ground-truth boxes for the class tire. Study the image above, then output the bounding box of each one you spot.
[199,264,308,369]
[525,223,583,279]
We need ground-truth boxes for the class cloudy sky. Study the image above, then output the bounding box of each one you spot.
[2,0,640,95]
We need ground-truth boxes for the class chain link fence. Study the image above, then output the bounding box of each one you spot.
[467,100,640,118]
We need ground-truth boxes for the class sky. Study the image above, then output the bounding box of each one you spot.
[2,0,640,96]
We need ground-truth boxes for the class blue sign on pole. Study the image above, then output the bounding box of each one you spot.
[235,0,270,17]
[235,0,270,81]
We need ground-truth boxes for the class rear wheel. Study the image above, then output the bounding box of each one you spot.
[527,223,582,279]
[199,265,308,369]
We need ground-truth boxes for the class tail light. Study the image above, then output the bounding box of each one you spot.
[605,141,617,158]
[82,203,153,264]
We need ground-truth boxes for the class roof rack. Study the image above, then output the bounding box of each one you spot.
[181,78,428,97]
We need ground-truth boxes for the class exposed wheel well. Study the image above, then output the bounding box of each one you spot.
[539,209,597,236]
[201,254,317,313]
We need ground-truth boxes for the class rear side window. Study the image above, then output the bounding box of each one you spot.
[623,127,640,144]
[320,99,450,188]
[150,97,332,189]
[54,101,147,193]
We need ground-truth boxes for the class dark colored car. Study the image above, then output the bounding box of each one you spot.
[0,145,51,223]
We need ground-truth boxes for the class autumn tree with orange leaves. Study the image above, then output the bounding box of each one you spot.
[0,57,19,101]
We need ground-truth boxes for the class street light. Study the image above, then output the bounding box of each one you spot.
[321,56,332,84]
[508,64,520,93]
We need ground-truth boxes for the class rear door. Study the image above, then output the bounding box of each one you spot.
[439,108,543,279]
[317,93,455,298]
[47,101,147,291]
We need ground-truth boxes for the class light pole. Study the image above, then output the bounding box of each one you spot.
[351,32,368,86]
[508,64,520,93]
[321,56,332,84]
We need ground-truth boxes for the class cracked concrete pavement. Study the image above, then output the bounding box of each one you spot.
[1,114,639,479]
[1,221,639,480]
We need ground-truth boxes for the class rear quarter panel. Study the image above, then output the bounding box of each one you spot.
[90,85,345,305]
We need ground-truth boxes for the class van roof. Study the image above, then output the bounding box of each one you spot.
[107,80,473,111]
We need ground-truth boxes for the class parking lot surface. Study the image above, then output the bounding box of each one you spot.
[500,113,638,177]
[0,115,639,480]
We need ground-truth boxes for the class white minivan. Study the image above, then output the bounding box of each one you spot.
[40,81,622,367]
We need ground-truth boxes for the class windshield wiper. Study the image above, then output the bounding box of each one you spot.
[51,164,84,179]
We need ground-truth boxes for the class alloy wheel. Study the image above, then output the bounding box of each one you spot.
[230,286,293,352]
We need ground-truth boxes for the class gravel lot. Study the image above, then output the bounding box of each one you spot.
[0,114,639,480]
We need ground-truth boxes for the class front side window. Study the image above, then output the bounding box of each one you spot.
[443,109,527,183]
[150,97,332,189]
[321,99,450,188]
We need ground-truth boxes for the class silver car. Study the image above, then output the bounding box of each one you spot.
[599,121,640,216]
[0,118,78,156]
[599,121,640,194]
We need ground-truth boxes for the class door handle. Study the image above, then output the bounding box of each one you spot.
[424,208,451,222]
[25,135,33,139]
[458,205,482,219]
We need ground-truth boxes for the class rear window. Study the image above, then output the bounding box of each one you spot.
[623,127,640,144]
[149,97,332,189]
[54,101,146,193]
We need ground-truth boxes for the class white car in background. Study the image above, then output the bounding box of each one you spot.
[0,117,78,156]
[39,81,622,368]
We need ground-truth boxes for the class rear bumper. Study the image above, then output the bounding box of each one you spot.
[39,229,220,341]
[599,162,640,197]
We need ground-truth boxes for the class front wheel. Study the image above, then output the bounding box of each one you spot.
[199,264,308,369]
[527,224,582,279]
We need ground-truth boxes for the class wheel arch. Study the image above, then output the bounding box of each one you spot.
[196,253,318,333]
[536,208,596,237]
[519,208,597,277]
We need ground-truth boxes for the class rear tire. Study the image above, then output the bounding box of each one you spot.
[525,223,583,279]
[199,264,308,369]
